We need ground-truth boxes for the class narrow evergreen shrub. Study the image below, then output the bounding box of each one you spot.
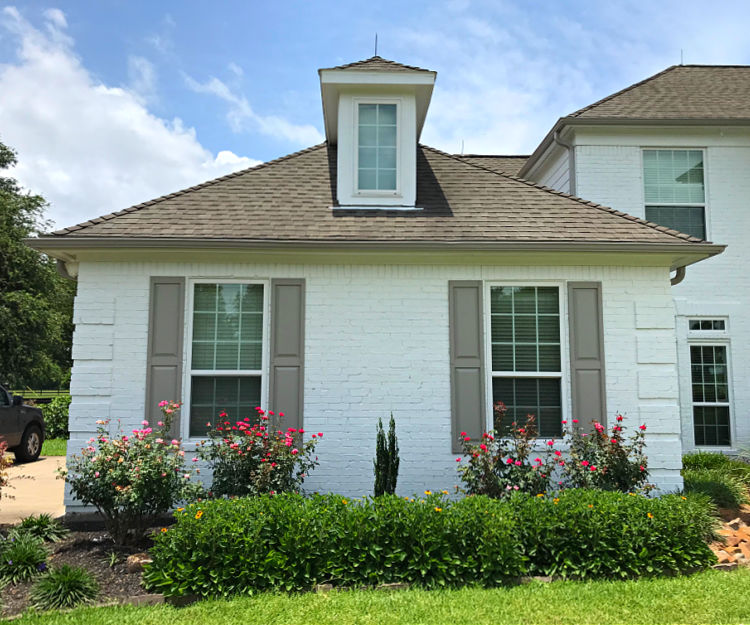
[16,514,69,542]
[0,532,49,584]
[683,468,748,509]
[30,565,99,610]
[373,414,399,496]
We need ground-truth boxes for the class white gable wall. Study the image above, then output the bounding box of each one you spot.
[571,125,750,452]
[65,258,682,510]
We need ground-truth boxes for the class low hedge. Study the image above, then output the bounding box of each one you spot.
[143,490,718,598]
[683,468,749,509]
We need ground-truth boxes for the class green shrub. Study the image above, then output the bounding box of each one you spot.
[16,514,69,542]
[43,395,71,439]
[144,490,718,598]
[374,414,399,496]
[30,564,99,610]
[683,452,750,488]
[196,408,320,498]
[683,468,748,508]
[515,490,717,578]
[144,492,524,597]
[62,401,202,545]
[0,531,49,584]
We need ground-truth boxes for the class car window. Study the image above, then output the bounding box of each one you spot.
[0,387,9,407]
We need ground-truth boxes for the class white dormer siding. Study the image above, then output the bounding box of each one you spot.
[319,59,436,209]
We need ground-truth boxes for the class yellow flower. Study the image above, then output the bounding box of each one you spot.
[553,498,560,505]
[647,512,654,519]
[681,496,687,501]
[424,490,432,496]
[341,499,348,505]
[176,508,184,513]
[434,507,442,512]
[536,493,544,498]
[628,492,636,496]
[195,510,203,519]
[118,457,124,463]
[161,527,168,533]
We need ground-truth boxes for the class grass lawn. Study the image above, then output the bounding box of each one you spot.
[41,438,67,456]
[10,568,750,625]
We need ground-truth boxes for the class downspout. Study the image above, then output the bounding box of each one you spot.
[553,128,576,196]
[670,266,686,286]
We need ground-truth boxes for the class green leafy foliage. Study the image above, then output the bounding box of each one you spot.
[196,408,319,498]
[43,395,71,439]
[16,514,69,542]
[144,492,524,597]
[63,401,203,545]
[30,564,99,610]
[374,414,399,496]
[682,468,748,509]
[144,489,717,598]
[0,140,74,389]
[0,531,49,584]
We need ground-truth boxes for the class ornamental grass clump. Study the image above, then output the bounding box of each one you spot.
[63,401,202,545]
[456,401,559,497]
[15,514,69,542]
[197,408,320,498]
[30,564,99,610]
[0,531,49,584]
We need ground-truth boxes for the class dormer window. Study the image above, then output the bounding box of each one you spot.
[357,102,398,192]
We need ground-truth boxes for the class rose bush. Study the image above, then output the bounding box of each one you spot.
[62,401,202,545]
[196,407,320,498]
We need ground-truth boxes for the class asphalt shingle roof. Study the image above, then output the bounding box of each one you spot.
[570,65,750,120]
[319,56,434,74]
[455,154,529,176]
[47,143,708,245]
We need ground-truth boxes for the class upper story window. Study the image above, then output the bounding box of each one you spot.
[357,103,397,192]
[188,282,266,437]
[643,149,705,239]
[689,318,726,332]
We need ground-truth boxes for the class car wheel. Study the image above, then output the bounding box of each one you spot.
[16,424,43,463]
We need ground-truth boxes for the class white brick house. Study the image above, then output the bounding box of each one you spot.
[29,58,726,508]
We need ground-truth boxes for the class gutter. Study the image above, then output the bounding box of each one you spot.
[552,128,576,195]
[519,116,750,180]
[670,266,686,286]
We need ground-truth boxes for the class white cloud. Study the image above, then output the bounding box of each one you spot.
[0,7,261,229]
[127,55,157,102]
[184,73,323,145]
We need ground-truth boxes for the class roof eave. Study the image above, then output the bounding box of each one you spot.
[518,116,750,179]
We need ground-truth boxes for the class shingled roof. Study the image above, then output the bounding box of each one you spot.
[43,143,712,246]
[319,56,434,74]
[455,154,529,176]
[569,65,750,120]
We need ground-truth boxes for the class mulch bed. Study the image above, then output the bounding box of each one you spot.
[1,528,161,618]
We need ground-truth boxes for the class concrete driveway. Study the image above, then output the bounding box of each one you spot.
[0,456,65,524]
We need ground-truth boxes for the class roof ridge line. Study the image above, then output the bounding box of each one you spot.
[53,143,327,235]
[456,153,531,158]
[567,65,680,118]
[420,144,706,244]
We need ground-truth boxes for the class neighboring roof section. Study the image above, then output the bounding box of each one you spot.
[456,154,529,176]
[569,65,750,120]
[43,143,710,247]
[319,56,434,74]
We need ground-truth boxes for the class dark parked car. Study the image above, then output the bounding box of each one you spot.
[0,384,45,462]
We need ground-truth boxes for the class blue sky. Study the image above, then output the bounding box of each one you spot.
[2,1,750,227]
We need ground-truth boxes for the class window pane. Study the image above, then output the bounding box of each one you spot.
[643,149,704,204]
[492,377,562,438]
[645,206,705,239]
[379,147,397,169]
[357,103,398,192]
[358,147,377,169]
[694,406,730,446]
[359,104,377,124]
[358,125,377,147]
[192,283,264,371]
[377,169,397,190]
[358,169,377,190]
[378,104,397,125]
[690,345,731,447]
[190,375,261,437]
[377,125,397,147]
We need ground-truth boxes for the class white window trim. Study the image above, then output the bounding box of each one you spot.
[181,278,271,442]
[352,97,403,198]
[688,339,734,449]
[640,147,710,240]
[688,316,728,336]
[483,281,570,437]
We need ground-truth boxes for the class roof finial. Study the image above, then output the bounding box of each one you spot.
[374,33,378,57]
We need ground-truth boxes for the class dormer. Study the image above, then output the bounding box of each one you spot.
[318,56,437,209]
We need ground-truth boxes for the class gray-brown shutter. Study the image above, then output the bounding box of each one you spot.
[145,277,185,437]
[568,282,607,428]
[449,281,486,454]
[269,279,305,431]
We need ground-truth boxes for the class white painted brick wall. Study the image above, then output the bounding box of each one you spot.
[571,130,750,452]
[65,260,683,510]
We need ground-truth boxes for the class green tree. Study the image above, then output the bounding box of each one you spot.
[373,414,399,496]
[0,139,75,389]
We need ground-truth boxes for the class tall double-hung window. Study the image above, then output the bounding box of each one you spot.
[188,283,265,437]
[691,344,731,446]
[490,286,563,437]
[357,103,397,191]
[643,149,706,239]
